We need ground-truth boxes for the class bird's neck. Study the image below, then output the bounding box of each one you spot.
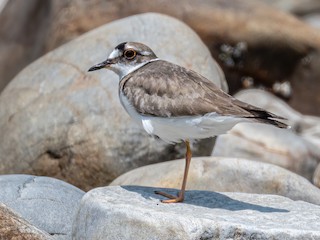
[116,58,160,80]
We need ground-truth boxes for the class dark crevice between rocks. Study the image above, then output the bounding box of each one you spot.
[49,232,67,236]
[211,40,315,100]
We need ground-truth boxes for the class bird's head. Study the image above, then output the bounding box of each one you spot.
[88,42,158,79]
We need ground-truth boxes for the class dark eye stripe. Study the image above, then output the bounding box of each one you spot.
[115,42,127,51]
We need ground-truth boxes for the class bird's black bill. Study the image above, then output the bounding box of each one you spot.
[88,59,112,72]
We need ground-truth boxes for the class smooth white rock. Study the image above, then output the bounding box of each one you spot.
[72,186,320,240]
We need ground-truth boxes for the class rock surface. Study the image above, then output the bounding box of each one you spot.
[110,157,320,205]
[0,13,223,190]
[72,185,320,239]
[0,174,85,239]
[0,202,52,240]
[212,123,320,181]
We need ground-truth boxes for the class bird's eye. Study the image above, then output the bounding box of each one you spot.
[124,49,136,60]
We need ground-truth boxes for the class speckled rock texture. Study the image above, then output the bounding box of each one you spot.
[0,202,52,240]
[72,186,320,240]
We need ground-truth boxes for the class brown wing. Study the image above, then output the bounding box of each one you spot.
[120,60,287,127]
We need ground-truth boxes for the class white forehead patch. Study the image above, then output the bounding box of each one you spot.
[125,43,135,49]
[108,49,121,59]
[125,43,151,56]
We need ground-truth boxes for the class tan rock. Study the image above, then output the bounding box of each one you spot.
[0,202,52,240]
[110,156,320,205]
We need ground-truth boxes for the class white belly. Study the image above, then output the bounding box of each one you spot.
[119,92,249,143]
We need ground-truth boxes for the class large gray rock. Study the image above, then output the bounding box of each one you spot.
[72,186,320,239]
[0,174,85,239]
[0,13,225,190]
[110,157,320,205]
[0,202,52,240]
[212,122,320,181]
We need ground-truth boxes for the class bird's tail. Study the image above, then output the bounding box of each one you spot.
[255,118,289,129]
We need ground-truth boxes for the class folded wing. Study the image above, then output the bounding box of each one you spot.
[121,60,287,128]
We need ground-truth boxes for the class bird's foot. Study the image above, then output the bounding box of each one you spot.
[154,190,184,203]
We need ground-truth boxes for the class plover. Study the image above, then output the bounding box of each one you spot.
[88,42,287,203]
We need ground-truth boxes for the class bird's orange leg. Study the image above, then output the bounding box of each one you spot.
[155,140,192,203]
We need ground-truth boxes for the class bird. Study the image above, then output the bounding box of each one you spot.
[88,42,287,203]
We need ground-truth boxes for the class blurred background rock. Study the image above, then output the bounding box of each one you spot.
[1,0,320,114]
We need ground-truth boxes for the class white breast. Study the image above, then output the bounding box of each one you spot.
[119,91,144,127]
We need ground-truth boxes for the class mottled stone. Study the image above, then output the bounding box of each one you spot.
[72,186,320,239]
[0,202,53,240]
[0,174,85,239]
[110,157,320,205]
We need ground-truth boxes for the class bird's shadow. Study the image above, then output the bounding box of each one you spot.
[122,186,289,213]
